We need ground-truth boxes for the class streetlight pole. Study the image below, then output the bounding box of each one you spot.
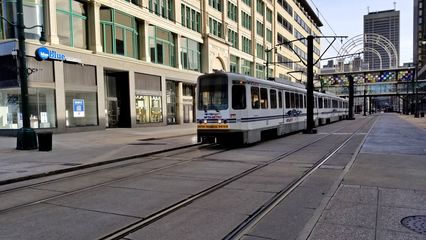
[16,0,37,150]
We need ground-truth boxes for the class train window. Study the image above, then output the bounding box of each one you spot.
[260,88,268,109]
[270,89,277,109]
[251,87,260,109]
[298,94,302,108]
[303,95,307,108]
[290,92,295,108]
[318,97,323,108]
[232,85,246,109]
[198,75,228,110]
[285,92,290,108]
[314,97,317,108]
[278,91,283,108]
[333,100,338,108]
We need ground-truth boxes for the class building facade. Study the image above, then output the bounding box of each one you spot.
[414,0,426,79]
[363,9,400,70]
[0,0,321,134]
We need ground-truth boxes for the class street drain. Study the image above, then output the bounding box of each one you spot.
[401,215,426,235]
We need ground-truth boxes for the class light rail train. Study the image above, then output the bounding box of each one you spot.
[197,72,348,145]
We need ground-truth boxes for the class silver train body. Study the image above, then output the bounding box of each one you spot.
[196,72,348,144]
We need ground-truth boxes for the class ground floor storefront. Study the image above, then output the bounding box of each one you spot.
[0,41,198,135]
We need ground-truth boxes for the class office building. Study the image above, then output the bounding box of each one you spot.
[414,0,426,78]
[0,0,321,133]
[364,9,400,70]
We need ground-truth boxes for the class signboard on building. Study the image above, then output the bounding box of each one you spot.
[73,99,85,118]
[35,47,81,63]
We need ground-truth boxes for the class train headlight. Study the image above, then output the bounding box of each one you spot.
[203,119,207,124]
[218,119,222,124]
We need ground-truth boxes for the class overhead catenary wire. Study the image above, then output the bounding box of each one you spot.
[307,0,342,56]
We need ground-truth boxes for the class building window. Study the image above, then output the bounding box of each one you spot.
[149,25,175,67]
[100,8,138,58]
[277,13,293,33]
[256,0,264,16]
[148,0,174,20]
[256,63,265,79]
[227,1,238,22]
[256,43,264,60]
[241,11,252,30]
[256,21,264,37]
[266,8,272,23]
[2,0,44,40]
[242,59,252,76]
[209,0,222,11]
[277,54,293,69]
[0,88,56,129]
[294,29,307,45]
[277,33,293,49]
[181,4,201,32]
[209,17,223,38]
[242,0,251,7]
[64,63,98,127]
[135,95,163,123]
[242,36,252,54]
[65,92,98,127]
[124,0,142,6]
[230,55,239,73]
[181,37,201,72]
[294,13,311,34]
[277,0,293,16]
[56,0,87,49]
[228,28,238,48]
[266,28,272,42]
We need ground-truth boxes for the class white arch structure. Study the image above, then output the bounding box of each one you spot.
[337,33,398,71]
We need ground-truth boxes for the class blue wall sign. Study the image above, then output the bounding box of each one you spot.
[35,47,74,62]
[73,99,85,118]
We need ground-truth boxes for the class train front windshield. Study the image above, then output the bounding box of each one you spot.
[198,75,228,111]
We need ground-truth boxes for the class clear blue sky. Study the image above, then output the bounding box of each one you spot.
[310,0,413,65]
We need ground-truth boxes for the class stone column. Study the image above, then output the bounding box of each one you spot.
[142,21,151,62]
[96,65,106,127]
[44,0,59,44]
[54,61,65,129]
[128,71,137,127]
[178,82,184,124]
[88,1,103,53]
[175,34,182,69]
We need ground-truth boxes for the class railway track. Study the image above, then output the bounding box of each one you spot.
[99,116,376,240]
[0,116,376,239]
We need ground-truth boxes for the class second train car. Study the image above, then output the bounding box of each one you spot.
[197,71,348,145]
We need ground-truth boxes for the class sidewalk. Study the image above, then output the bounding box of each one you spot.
[0,124,197,183]
[307,113,426,239]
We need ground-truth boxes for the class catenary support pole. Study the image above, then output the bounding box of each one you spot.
[348,75,355,120]
[304,35,316,134]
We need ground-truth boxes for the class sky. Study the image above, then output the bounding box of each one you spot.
[309,0,413,66]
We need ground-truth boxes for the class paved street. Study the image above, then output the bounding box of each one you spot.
[0,113,424,239]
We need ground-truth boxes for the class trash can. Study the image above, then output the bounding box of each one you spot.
[38,132,52,151]
[422,112,425,118]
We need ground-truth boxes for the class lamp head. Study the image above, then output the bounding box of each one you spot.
[39,30,46,44]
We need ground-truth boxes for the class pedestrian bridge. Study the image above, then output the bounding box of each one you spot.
[317,67,426,97]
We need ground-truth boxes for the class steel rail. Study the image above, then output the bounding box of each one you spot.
[98,118,373,240]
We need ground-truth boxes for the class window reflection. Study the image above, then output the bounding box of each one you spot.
[136,95,163,123]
